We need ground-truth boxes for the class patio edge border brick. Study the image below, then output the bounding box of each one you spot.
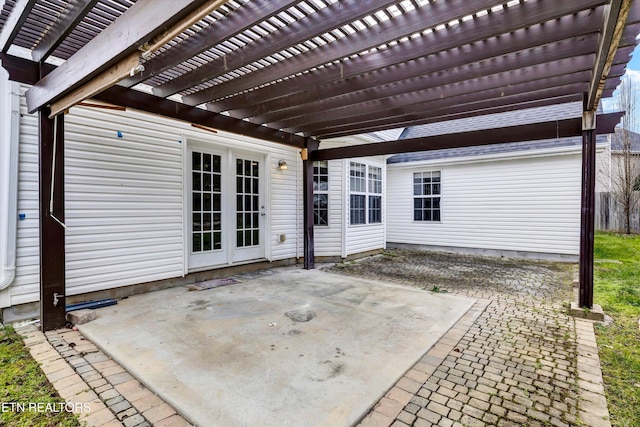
[14,323,192,427]
[575,318,612,427]
[357,298,491,427]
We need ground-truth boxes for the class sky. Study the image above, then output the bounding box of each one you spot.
[601,39,640,113]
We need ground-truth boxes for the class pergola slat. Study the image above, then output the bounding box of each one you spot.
[0,0,37,53]
[245,37,599,124]
[182,0,528,106]
[25,0,207,114]
[317,84,588,139]
[154,0,404,98]
[208,5,605,115]
[31,0,99,62]
[301,74,591,137]
[120,0,298,88]
[263,53,597,130]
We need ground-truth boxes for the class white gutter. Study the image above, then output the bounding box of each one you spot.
[0,75,20,290]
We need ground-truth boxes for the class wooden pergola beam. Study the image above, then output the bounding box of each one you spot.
[587,0,633,110]
[0,53,310,148]
[209,5,605,115]
[91,86,310,149]
[313,113,623,162]
[25,0,207,114]
[31,0,99,62]
[0,0,37,53]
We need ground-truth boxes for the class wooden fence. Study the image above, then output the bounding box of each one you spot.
[595,192,640,233]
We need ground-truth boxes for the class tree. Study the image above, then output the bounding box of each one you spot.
[610,74,640,234]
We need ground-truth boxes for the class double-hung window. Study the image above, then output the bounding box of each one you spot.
[413,171,441,222]
[350,162,383,225]
[313,161,329,226]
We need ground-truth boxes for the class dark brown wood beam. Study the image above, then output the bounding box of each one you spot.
[1,53,310,148]
[31,0,99,62]
[156,0,403,98]
[39,108,67,331]
[0,0,37,53]
[91,86,309,148]
[26,0,207,113]
[0,54,307,148]
[313,113,623,162]
[276,64,594,133]
[350,95,583,135]
[302,139,319,269]
[0,52,56,83]
[210,5,605,115]
[184,0,531,106]
[307,78,590,138]
[255,40,597,125]
[579,113,597,308]
[121,0,296,88]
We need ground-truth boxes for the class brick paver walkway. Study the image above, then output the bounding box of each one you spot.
[328,249,610,427]
[10,250,610,427]
[14,323,191,427]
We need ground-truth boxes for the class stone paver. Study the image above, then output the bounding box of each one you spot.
[329,249,610,427]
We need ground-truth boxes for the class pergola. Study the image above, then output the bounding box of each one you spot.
[1,0,638,331]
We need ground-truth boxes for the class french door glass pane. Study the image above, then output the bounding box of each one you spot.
[192,151,222,253]
[236,158,260,248]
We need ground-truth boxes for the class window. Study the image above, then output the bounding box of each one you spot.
[368,166,382,223]
[413,171,441,222]
[350,162,383,225]
[313,161,329,226]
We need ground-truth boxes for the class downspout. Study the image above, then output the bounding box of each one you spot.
[0,79,20,290]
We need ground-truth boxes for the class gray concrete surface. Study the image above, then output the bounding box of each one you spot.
[79,267,475,427]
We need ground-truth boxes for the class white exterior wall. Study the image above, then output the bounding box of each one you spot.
[313,159,344,257]
[3,86,300,308]
[315,135,388,258]
[386,151,583,256]
[344,156,386,257]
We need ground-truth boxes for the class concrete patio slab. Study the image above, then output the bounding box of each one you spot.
[78,267,475,427]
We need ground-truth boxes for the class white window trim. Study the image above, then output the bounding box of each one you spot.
[313,160,330,226]
[412,170,442,223]
[349,161,383,226]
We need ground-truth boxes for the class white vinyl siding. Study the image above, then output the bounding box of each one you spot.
[64,106,184,296]
[313,160,343,257]
[387,153,582,255]
[345,158,386,256]
[8,86,299,307]
[11,88,40,305]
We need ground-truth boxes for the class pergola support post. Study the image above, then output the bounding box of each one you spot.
[578,108,596,308]
[39,107,66,331]
[302,138,319,269]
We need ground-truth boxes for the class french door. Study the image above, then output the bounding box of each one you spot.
[233,155,265,262]
[189,150,226,269]
[188,148,265,271]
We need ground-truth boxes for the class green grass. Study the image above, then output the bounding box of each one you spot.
[593,232,640,427]
[0,325,79,427]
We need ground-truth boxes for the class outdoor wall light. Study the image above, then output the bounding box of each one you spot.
[278,160,288,170]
